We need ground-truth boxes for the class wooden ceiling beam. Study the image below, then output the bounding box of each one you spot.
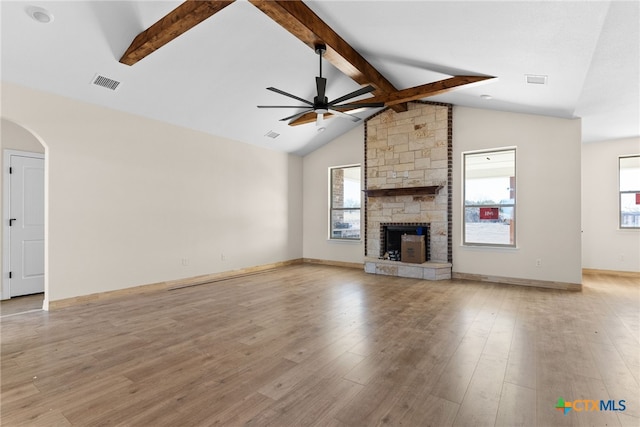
[381,75,494,105]
[119,0,235,66]
[288,75,495,126]
[248,0,407,112]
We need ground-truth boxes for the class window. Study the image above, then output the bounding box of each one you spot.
[329,165,361,240]
[463,149,516,246]
[619,155,640,229]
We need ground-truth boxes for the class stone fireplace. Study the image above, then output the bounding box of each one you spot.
[363,102,452,280]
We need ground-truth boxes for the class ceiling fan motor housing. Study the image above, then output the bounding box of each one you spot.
[313,95,329,114]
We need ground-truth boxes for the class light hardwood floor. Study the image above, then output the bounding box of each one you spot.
[1,265,638,426]
[0,293,44,317]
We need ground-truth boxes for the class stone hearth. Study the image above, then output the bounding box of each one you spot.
[364,258,452,281]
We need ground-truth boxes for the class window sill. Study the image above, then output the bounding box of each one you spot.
[459,244,519,251]
[328,239,363,244]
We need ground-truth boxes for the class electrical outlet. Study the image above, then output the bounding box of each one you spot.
[535,259,542,267]
[221,253,226,261]
[181,258,189,266]
[404,171,409,178]
[392,171,397,178]
[619,254,625,262]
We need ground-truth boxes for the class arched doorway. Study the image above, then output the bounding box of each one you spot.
[1,118,48,311]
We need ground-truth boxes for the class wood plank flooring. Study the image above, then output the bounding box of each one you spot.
[0,293,43,317]
[1,265,638,426]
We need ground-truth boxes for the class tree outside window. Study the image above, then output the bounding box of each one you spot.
[330,165,361,240]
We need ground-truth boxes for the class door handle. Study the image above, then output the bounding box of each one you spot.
[9,218,16,226]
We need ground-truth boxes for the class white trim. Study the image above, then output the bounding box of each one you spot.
[328,164,362,241]
[461,147,517,248]
[2,150,45,301]
[458,244,520,251]
[326,238,362,244]
[618,154,640,229]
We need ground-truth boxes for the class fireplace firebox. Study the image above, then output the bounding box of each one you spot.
[380,223,430,261]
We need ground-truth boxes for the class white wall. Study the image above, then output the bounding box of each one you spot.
[302,126,364,264]
[582,137,640,272]
[453,106,582,285]
[1,83,303,305]
[4,80,625,304]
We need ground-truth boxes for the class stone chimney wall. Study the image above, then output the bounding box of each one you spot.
[364,102,452,263]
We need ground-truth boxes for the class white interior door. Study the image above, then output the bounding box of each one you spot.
[10,154,45,297]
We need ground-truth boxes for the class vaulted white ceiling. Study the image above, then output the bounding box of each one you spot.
[2,0,638,155]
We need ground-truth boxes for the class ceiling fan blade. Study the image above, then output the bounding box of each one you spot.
[280,109,314,122]
[267,87,313,106]
[333,102,385,109]
[329,85,376,106]
[288,75,496,127]
[328,109,361,122]
[120,0,236,65]
[316,77,326,101]
[257,105,313,108]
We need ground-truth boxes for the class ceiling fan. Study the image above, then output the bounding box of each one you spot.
[257,44,385,126]
[119,1,495,127]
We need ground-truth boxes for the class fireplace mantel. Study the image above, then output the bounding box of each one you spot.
[363,185,442,198]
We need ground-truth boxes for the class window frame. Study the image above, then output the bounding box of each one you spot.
[619,154,640,230]
[328,164,362,241]
[462,148,517,247]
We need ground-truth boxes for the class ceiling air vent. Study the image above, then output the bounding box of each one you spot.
[264,130,280,139]
[91,74,121,91]
[525,74,547,85]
